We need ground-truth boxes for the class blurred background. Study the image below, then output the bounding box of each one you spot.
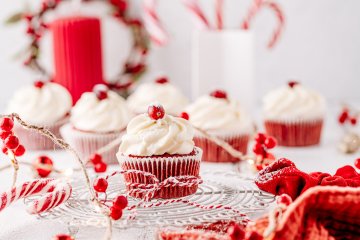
[0,0,359,109]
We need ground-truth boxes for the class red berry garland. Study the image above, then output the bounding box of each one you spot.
[92,177,128,221]
[6,0,149,95]
[252,133,277,171]
[0,117,26,158]
[89,153,108,173]
[338,106,359,126]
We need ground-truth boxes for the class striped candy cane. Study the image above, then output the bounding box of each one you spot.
[215,0,224,30]
[182,0,211,29]
[0,178,72,214]
[143,0,168,46]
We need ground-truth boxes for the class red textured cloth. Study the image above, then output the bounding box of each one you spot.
[272,186,360,240]
[255,158,360,199]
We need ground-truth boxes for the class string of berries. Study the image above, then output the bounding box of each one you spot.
[93,177,128,221]
[89,154,108,173]
[252,133,277,171]
[1,117,26,158]
[338,106,359,126]
[6,0,149,94]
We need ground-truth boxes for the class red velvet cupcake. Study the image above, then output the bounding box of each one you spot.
[60,85,132,163]
[185,90,253,163]
[263,81,326,146]
[117,104,202,199]
[6,81,72,150]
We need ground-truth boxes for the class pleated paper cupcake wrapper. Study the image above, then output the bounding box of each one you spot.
[60,124,123,164]
[264,119,323,147]
[194,133,249,163]
[13,118,68,150]
[117,147,202,199]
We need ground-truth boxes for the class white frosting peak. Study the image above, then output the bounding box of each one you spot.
[126,82,188,115]
[118,113,195,156]
[263,83,326,121]
[70,91,132,133]
[185,95,253,134]
[6,82,72,125]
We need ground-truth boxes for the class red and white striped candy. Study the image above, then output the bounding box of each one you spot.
[143,0,168,46]
[0,178,72,214]
[182,0,211,29]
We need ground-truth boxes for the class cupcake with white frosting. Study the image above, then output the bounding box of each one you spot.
[6,81,72,150]
[117,103,202,199]
[185,90,253,163]
[126,76,188,115]
[263,81,326,146]
[60,84,132,163]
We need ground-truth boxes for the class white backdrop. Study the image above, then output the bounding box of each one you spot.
[0,0,359,110]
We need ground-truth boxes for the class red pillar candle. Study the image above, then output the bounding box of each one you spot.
[52,16,104,103]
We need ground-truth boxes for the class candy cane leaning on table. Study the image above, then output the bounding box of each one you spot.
[0,178,72,214]
[143,0,168,45]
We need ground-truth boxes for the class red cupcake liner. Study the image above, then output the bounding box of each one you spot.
[117,147,202,199]
[264,120,323,146]
[13,118,68,150]
[60,124,123,164]
[194,134,249,163]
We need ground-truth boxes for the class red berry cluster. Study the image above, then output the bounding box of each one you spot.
[93,177,128,220]
[0,117,25,157]
[210,89,228,99]
[252,133,277,156]
[33,155,54,178]
[227,224,263,240]
[89,154,108,173]
[93,84,109,101]
[338,107,358,126]
[148,104,165,120]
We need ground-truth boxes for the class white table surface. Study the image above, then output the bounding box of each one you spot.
[0,113,358,240]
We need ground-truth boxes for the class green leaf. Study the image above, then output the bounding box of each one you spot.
[5,12,24,25]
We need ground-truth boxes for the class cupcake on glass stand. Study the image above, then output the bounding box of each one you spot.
[117,104,202,199]
[263,81,326,146]
[60,84,132,163]
[6,81,72,150]
[185,90,253,163]
[126,76,188,115]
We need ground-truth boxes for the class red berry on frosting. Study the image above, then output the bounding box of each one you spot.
[155,77,169,84]
[210,90,227,99]
[148,104,165,120]
[0,118,14,131]
[34,155,53,178]
[355,158,360,170]
[90,153,102,165]
[14,145,25,157]
[0,130,12,140]
[94,162,107,173]
[113,195,128,209]
[350,117,357,125]
[93,177,108,193]
[93,84,109,101]
[52,234,74,240]
[4,135,19,150]
[110,206,123,220]
[264,137,277,149]
[179,112,190,120]
[254,133,266,144]
[227,224,245,240]
[34,81,45,88]
[288,81,299,88]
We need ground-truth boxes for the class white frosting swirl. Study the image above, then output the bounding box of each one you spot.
[185,95,253,134]
[70,91,132,133]
[6,82,72,125]
[263,84,326,121]
[127,82,188,115]
[118,113,195,156]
